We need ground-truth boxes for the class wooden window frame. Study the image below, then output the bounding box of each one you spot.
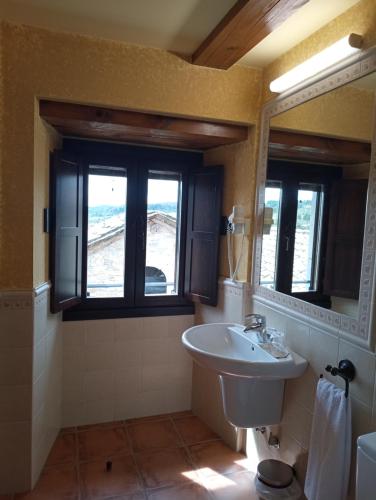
[61,140,200,321]
[266,160,342,307]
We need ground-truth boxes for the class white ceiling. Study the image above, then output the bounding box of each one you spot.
[0,0,362,68]
[240,0,361,66]
[0,0,238,54]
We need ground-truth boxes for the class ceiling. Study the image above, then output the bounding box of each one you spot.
[0,0,361,68]
[240,0,360,66]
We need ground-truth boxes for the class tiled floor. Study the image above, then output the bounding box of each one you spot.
[9,411,258,499]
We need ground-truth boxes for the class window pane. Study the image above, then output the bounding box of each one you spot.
[260,184,282,289]
[87,167,127,298]
[292,184,323,292]
[144,171,181,296]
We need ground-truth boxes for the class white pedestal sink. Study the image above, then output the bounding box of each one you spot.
[182,323,307,428]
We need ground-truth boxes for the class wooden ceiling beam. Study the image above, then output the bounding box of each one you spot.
[39,100,248,150]
[192,0,308,69]
[269,130,372,165]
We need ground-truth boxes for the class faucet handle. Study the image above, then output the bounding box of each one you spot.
[244,314,266,327]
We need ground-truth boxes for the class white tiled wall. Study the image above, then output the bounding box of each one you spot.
[250,297,376,497]
[193,280,376,497]
[31,286,61,486]
[61,315,194,427]
[3,276,374,498]
[0,291,33,494]
[0,284,61,493]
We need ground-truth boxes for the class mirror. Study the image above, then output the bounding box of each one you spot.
[254,58,376,335]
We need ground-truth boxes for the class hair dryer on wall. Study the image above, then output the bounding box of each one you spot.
[227,205,250,281]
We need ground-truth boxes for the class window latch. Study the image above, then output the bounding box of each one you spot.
[285,236,290,252]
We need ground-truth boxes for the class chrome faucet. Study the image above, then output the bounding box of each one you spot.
[243,314,270,342]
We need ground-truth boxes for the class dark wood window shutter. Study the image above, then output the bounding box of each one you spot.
[49,151,83,313]
[185,166,223,306]
[323,179,368,299]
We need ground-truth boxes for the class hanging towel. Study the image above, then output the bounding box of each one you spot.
[304,378,352,500]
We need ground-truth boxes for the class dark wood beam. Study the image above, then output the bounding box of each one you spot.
[192,0,308,69]
[40,100,248,150]
[269,130,372,165]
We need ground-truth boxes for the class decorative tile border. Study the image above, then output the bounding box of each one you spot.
[0,282,50,309]
[33,282,50,307]
[0,290,33,309]
[220,277,251,298]
[252,49,376,350]
[34,282,50,297]
[252,293,371,350]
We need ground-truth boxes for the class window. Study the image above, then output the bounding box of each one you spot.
[261,160,341,306]
[49,140,223,320]
[144,171,182,296]
[291,183,324,293]
[87,166,127,298]
[85,167,183,300]
[260,183,281,289]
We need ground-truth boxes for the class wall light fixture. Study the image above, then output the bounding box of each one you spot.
[269,33,363,94]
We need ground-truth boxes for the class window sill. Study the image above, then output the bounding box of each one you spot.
[62,303,195,321]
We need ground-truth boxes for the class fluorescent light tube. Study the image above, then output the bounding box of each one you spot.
[270,34,363,93]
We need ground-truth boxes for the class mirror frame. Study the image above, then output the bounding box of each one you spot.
[252,48,376,350]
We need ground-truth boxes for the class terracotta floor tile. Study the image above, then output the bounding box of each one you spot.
[106,494,146,500]
[174,416,219,445]
[128,420,181,452]
[188,441,252,477]
[14,463,79,499]
[78,421,124,432]
[79,427,131,461]
[203,471,258,500]
[125,414,171,425]
[105,494,146,500]
[80,455,142,499]
[146,482,211,499]
[11,416,257,500]
[135,448,195,489]
[60,426,77,435]
[46,433,77,466]
[169,410,193,420]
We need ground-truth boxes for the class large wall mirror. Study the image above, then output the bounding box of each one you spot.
[253,50,376,347]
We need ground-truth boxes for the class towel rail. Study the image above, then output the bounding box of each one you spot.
[320,359,355,398]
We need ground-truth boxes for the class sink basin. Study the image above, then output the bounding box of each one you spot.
[182,322,308,428]
[182,322,307,379]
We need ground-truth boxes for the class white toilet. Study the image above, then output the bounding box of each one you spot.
[356,432,376,499]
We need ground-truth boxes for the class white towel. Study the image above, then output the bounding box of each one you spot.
[304,378,352,500]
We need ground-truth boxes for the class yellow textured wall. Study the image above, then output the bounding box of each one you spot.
[204,128,259,281]
[0,22,262,289]
[1,0,374,289]
[263,0,376,102]
[271,85,375,142]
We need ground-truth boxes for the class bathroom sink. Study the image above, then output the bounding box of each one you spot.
[182,322,307,380]
[182,322,308,428]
